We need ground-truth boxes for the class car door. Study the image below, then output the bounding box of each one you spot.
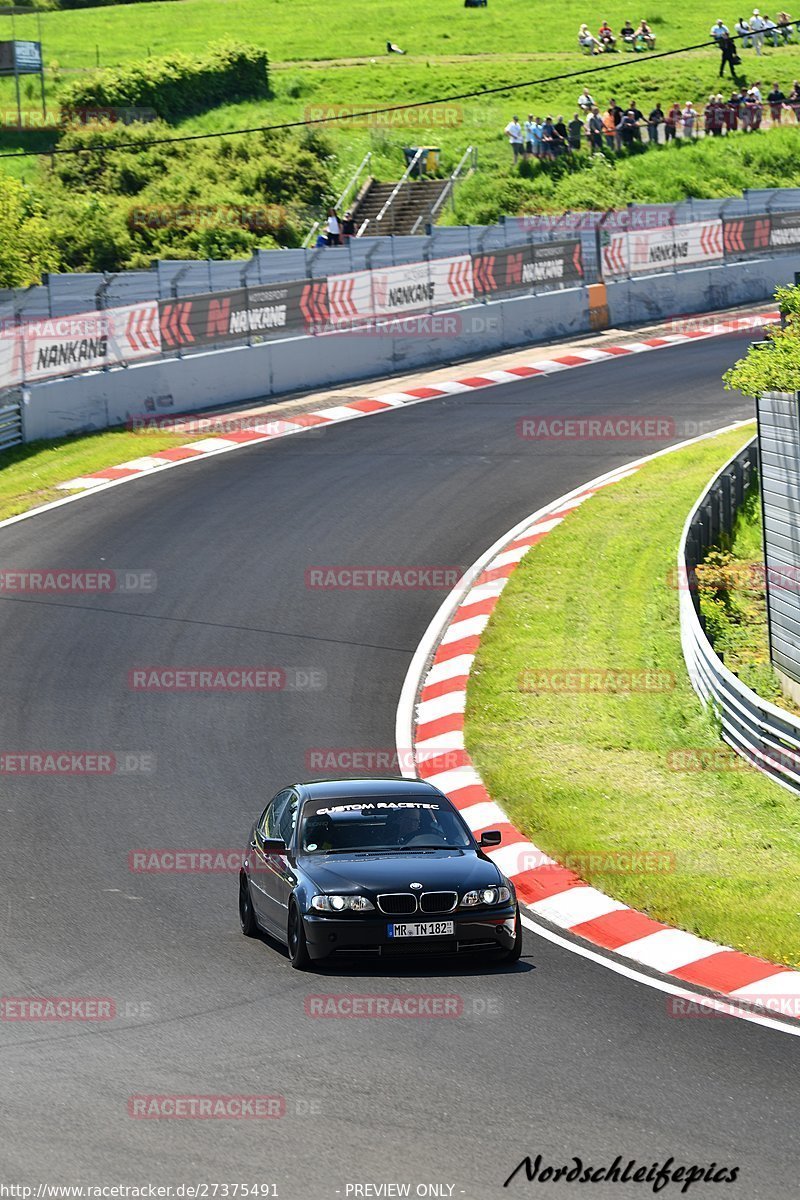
[264,790,300,929]
[248,788,293,932]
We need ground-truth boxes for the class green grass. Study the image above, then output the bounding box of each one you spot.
[465,425,800,967]
[0,428,197,518]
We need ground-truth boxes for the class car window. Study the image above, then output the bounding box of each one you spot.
[261,789,293,840]
[278,791,299,846]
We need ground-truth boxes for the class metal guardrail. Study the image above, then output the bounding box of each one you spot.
[302,152,372,249]
[679,436,800,795]
[357,147,426,238]
[0,393,23,451]
[411,146,477,236]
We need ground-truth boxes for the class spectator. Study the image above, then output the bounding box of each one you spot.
[637,19,657,48]
[710,17,730,40]
[620,18,636,45]
[735,15,753,44]
[587,105,605,149]
[326,207,341,246]
[578,87,596,111]
[750,9,765,52]
[648,100,664,143]
[789,79,800,118]
[602,106,618,148]
[719,31,740,76]
[504,115,524,161]
[706,93,726,133]
[665,100,681,139]
[762,12,781,41]
[599,20,617,48]
[609,97,624,125]
[531,115,544,157]
[541,115,556,158]
[617,108,639,146]
[628,99,645,138]
[776,10,794,39]
[726,88,743,129]
[554,114,569,152]
[341,210,356,240]
[568,111,585,149]
[768,80,786,119]
[524,113,537,157]
[681,100,698,136]
[579,23,604,52]
[743,85,763,127]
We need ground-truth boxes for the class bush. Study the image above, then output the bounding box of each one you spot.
[0,177,60,287]
[58,42,270,124]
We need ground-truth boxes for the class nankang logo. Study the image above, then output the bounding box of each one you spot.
[386,281,435,307]
[649,241,689,262]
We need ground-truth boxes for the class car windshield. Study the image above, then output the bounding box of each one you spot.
[299,797,473,855]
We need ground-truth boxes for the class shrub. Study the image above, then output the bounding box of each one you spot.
[58,42,270,124]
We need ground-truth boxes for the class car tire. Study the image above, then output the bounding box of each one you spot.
[288,898,313,970]
[498,904,523,964]
[239,872,259,938]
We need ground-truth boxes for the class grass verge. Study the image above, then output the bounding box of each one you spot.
[465,424,800,967]
[0,428,196,520]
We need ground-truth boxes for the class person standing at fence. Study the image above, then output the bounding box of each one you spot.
[504,115,524,162]
[665,100,681,139]
[726,88,743,129]
[789,79,800,119]
[587,105,605,150]
[341,210,356,241]
[554,115,569,154]
[326,207,341,246]
[768,81,786,120]
[719,31,740,77]
[647,101,664,143]
[568,111,585,149]
[681,100,698,136]
[602,106,618,148]
[524,114,536,158]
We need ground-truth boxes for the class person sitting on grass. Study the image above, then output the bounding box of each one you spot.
[762,12,781,42]
[776,10,795,39]
[620,18,637,44]
[579,23,604,52]
[637,18,657,48]
[599,20,617,47]
[711,17,730,40]
[736,15,753,44]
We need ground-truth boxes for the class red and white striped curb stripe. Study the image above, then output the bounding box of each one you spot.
[56,312,775,493]
[411,459,800,1012]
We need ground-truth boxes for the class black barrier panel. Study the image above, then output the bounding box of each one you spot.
[159,279,329,350]
[769,211,800,250]
[723,214,772,257]
[473,239,583,297]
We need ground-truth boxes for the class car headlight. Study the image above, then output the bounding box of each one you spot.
[310,894,375,912]
[461,885,512,907]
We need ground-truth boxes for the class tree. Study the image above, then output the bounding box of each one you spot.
[0,176,60,288]
[724,286,800,396]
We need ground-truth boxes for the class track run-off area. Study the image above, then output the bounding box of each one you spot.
[0,329,797,1198]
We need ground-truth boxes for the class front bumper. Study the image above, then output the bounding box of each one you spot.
[302,907,518,960]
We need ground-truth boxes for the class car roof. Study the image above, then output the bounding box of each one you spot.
[294,777,445,802]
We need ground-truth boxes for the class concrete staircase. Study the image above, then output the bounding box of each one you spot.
[352,179,450,237]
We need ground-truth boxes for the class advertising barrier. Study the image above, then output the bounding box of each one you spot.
[327,256,474,326]
[768,211,800,250]
[602,221,724,277]
[722,215,772,256]
[473,240,583,298]
[158,280,324,350]
[0,302,161,390]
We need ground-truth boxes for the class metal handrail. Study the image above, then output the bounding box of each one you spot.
[410,145,476,235]
[358,147,426,238]
[302,152,372,248]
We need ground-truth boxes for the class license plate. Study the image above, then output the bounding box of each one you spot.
[388,921,454,938]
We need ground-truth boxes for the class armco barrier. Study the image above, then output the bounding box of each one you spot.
[679,437,800,796]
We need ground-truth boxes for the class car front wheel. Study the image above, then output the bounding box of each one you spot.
[239,873,259,937]
[288,898,312,970]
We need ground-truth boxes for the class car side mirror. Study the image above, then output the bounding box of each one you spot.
[479,830,502,847]
[260,836,287,855]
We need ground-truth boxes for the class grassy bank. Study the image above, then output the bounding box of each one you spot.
[0,428,196,519]
[465,425,800,967]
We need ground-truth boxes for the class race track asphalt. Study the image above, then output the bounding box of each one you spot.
[0,332,796,1199]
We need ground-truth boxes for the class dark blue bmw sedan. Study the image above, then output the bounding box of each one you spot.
[239,777,521,968]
